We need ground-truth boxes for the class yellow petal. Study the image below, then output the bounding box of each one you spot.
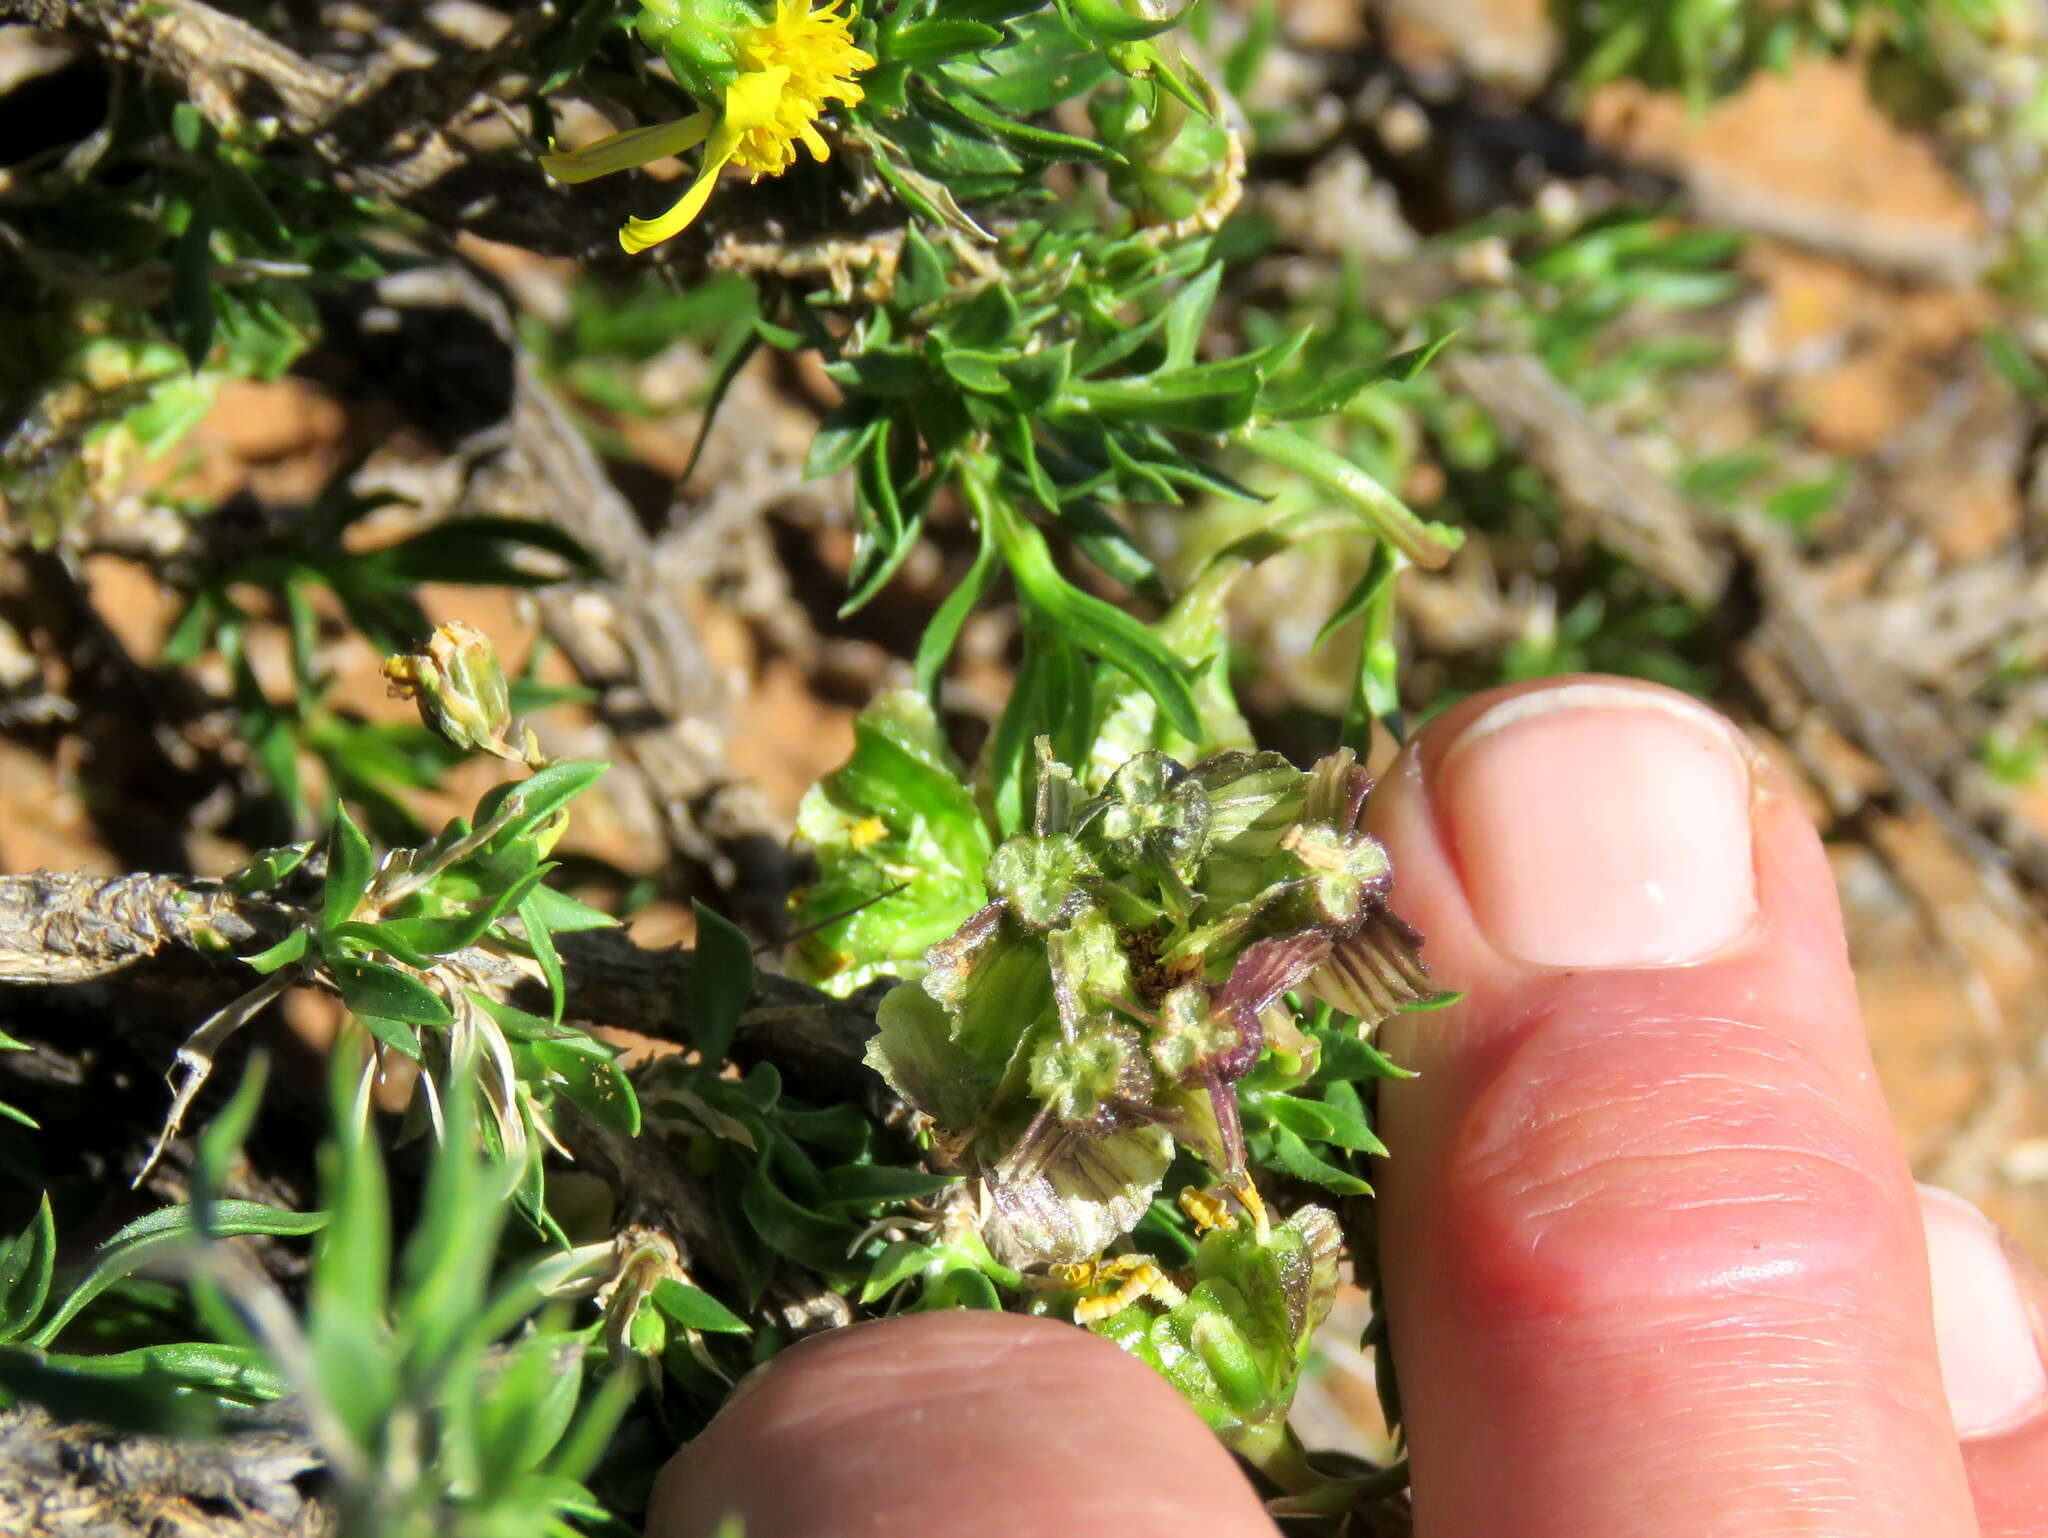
[540,111,714,184]
[722,65,793,132]
[619,146,737,254]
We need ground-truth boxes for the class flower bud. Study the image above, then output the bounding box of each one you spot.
[382,621,528,763]
[1089,83,1232,225]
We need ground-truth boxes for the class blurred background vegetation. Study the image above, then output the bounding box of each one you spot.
[2,0,2047,1531]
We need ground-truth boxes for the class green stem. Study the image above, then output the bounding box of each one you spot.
[1238,425,1461,571]
[1254,1430,1412,1516]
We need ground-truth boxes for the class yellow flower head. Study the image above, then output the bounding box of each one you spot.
[730,0,874,176]
[538,0,874,255]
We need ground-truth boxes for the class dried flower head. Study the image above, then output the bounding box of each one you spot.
[864,737,1431,1266]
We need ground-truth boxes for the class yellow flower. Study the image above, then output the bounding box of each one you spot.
[540,0,874,255]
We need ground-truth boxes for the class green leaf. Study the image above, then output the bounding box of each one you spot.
[940,14,1112,110]
[689,901,755,1066]
[331,956,453,1027]
[193,1053,271,1239]
[1986,329,2048,400]
[0,1347,222,1435]
[472,1330,587,1486]
[0,1198,55,1345]
[677,327,764,489]
[1057,498,1161,595]
[533,1038,640,1136]
[1314,542,1399,652]
[471,993,582,1042]
[893,225,950,309]
[1763,467,1848,532]
[243,927,310,974]
[840,513,927,617]
[822,345,928,400]
[1063,0,1187,40]
[1260,1094,1337,1142]
[860,1240,939,1303]
[1313,1080,1388,1155]
[842,421,927,616]
[786,688,995,992]
[37,1340,290,1401]
[159,591,220,667]
[1239,425,1463,571]
[1320,539,1404,741]
[973,470,1200,740]
[485,761,607,853]
[169,199,216,370]
[741,1159,863,1275]
[1003,341,1073,415]
[1067,367,1261,435]
[753,318,807,350]
[518,892,569,1023]
[929,85,1126,164]
[814,1165,956,1210]
[806,399,883,478]
[651,1278,752,1334]
[328,919,439,970]
[171,101,206,152]
[1310,1026,1416,1085]
[323,806,376,929]
[1270,332,1455,420]
[1405,989,1465,1013]
[372,865,550,960]
[885,18,1005,65]
[923,1267,1003,1310]
[713,1179,776,1306]
[1162,263,1223,371]
[32,1202,325,1348]
[886,99,1024,183]
[940,346,1016,395]
[357,1014,424,1061]
[1262,1088,1385,1156]
[1263,1127,1371,1195]
[532,0,620,92]
[914,524,999,699]
[228,842,313,894]
[518,882,619,934]
[543,1365,640,1493]
[356,517,598,588]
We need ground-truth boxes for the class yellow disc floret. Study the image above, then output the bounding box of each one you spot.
[728,0,874,177]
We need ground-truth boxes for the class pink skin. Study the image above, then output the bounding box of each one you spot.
[646,676,2048,1538]
[645,1310,1280,1538]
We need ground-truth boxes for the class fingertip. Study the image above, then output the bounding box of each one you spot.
[646,1311,1276,1538]
[1921,1184,2048,1440]
[1364,675,1976,1538]
[1919,1185,2048,1538]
